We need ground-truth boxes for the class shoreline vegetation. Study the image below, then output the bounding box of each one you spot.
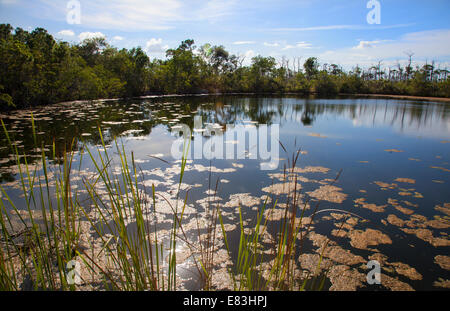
[1,24,449,111]
[2,92,449,117]
[340,93,450,103]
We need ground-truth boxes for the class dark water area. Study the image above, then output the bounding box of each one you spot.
[0,95,449,290]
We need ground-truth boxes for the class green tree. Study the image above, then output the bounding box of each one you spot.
[164,40,202,93]
[249,56,277,92]
[303,57,319,80]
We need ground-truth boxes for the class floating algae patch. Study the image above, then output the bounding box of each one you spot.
[394,178,416,184]
[387,198,414,215]
[424,217,450,230]
[263,208,289,222]
[307,232,335,249]
[293,166,331,174]
[195,197,223,211]
[153,195,197,215]
[329,213,347,221]
[164,245,193,265]
[408,158,421,162]
[374,181,398,190]
[231,163,244,169]
[261,181,301,195]
[432,180,445,184]
[192,164,236,174]
[433,279,450,289]
[267,173,318,184]
[434,255,450,271]
[267,173,288,180]
[430,166,450,173]
[298,253,332,274]
[330,217,359,233]
[142,179,171,188]
[380,274,414,291]
[368,253,389,265]
[387,214,406,227]
[402,200,419,208]
[435,203,450,216]
[354,198,387,213]
[413,192,424,199]
[349,229,392,250]
[394,205,414,216]
[308,133,327,138]
[263,205,312,222]
[390,262,422,281]
[298,252,367,291]
[331,229,348,238]
[211,268,234,290]
[384,149,404,153]
[327,265,366,291]
[319,245,366,266]
[346,217,360,226]
[306,185,347,204]
[400,228,450,247]
[404,214,428,229]
[223,193,261,208]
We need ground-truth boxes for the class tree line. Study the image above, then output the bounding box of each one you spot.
[1,24,449,110]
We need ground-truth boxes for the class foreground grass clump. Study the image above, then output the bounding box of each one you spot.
[219,147,336,291]
[0,116,193,290]
[0,116,333,291]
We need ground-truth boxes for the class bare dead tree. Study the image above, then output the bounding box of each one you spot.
[404,51,414,80]
[298,57,302,74]
[236,53,246,68]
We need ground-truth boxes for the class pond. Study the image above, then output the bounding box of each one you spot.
[0,95,449,290]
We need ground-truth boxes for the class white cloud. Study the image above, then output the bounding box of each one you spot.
[147,38,163,47]
[354,40,377,49]
[282,41,313,50]
[241,50,256,65]
[353,40,393,49]
[274,25,357,32]
[112,36,124,41]
[270,24,415,32]
[264,42,279,47]
[57,30,75,37]
[282,45,295,50]
[37,0,180,31]
[233,41,256,45]
[78,32,106,41]
[195,0,239,20]
[0,0,18,4]
[37,0,242,31]
[146,38,169,54]
[244,50,255,58]
[296,41,312,49]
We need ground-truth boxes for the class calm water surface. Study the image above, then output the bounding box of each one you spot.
[0,95,449,290]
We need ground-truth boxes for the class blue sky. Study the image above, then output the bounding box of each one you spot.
[1,0,449,69]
